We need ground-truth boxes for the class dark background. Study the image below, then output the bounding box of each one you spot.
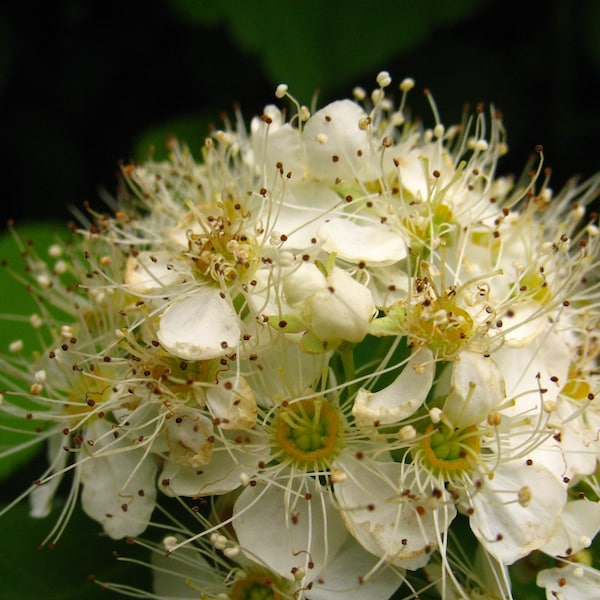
[1,0,599,229]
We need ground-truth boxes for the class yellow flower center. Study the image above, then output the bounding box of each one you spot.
[184,199,258,284]
[408,295,473,358]
[272,399,342,468]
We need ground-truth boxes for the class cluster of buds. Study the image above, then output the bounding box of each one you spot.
[2,72,600,599]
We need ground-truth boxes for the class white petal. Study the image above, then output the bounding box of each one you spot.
[240,327,329,408]
[251,105,304,181]
[528,407,598,482]
[494,327,571,418]
[369,266,410,309]
[540,499,600,557]
[271,182,342,249]
[500,299,547,346]
[309,537,404,600]
[353,347,434,428]
[283,262,325,306]
[80,420,157,539]
[393,146,430,201]
[157,288,240,360]
[304,267,375,342]
[168,211,203,248]
[469,460,567,564]
[318,218,408,266]
[303,100,371,182]
[443,351,505,427]
[233,478,347,580]
[333,452,455,570]
[29,433,67,518]
[537,564,600,600]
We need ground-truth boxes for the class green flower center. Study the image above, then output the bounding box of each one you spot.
[420,422,480,477]
[231,573,281,600]
[272,399,342,468]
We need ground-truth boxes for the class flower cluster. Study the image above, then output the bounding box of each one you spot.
[2,72,600,599]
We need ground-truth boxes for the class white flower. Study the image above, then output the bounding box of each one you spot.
[4,71,600,600]
[333,452,457,570]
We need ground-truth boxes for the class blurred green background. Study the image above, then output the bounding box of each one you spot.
[0,0,599,229]
[1,0,599,598]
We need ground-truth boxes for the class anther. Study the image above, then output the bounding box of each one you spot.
[275,83,288,98]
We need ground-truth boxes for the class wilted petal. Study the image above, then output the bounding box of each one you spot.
[205,376,257,429]
[165,406,215,468]
[160,432,267,497]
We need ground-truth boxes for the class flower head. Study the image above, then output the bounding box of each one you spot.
[2,71,600,599]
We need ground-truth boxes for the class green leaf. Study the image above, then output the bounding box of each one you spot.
[170,0,482,100]
[0,502,151,599]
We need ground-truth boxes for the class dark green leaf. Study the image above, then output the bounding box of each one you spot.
[170,0,482,100]
[0,502,151,600]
